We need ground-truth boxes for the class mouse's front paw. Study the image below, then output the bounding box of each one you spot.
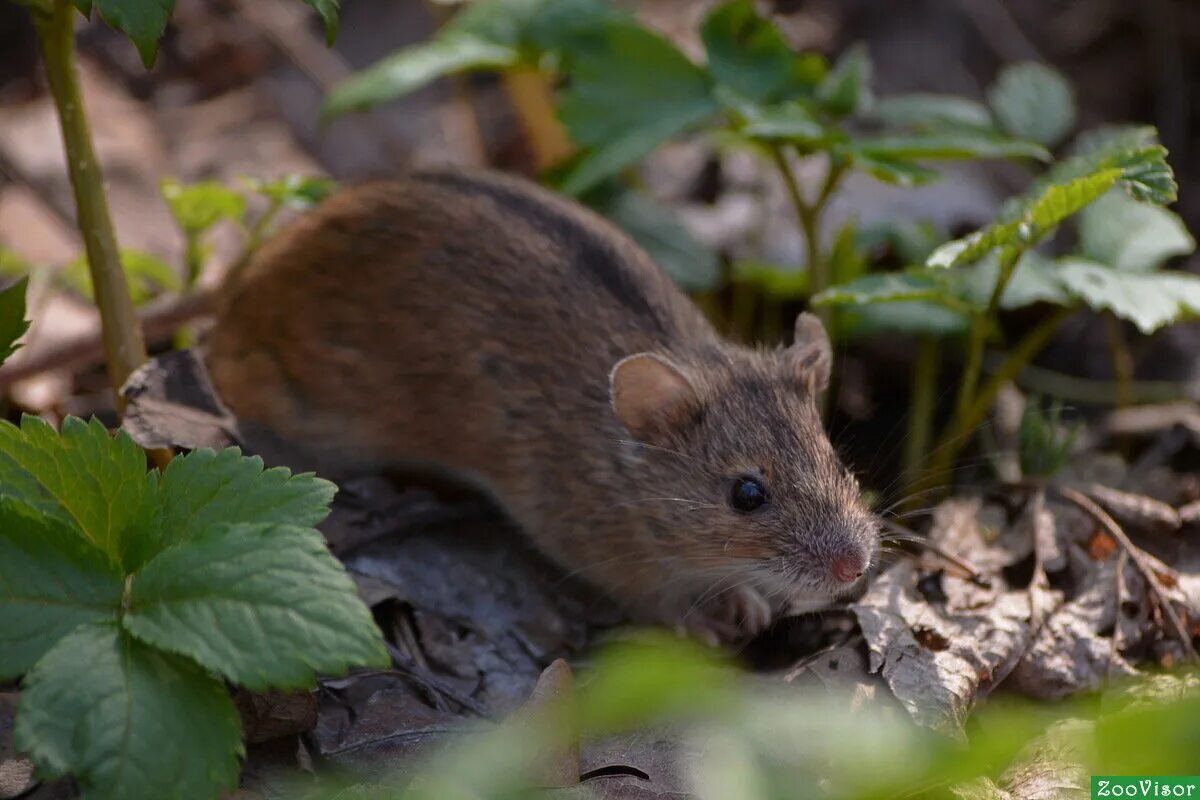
[674,585,773,647]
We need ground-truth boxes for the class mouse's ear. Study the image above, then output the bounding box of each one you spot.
[788,312,832,393]
[610,353,700,440]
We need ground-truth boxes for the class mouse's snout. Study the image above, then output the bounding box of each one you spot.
[831,552,865,584]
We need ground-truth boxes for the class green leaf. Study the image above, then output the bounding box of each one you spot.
[243,174,338,209]
[160,178,247,234]
[15,623,241,800]
[873,93,994,131]
[125,522,389,690]
[843,149,939,187]
[812,270,950,307]
[955,251,1071,310]
[739,101,827,144]
[701,0,794,102]
[60,250,181,306]
[73,0,93,16]
[0,277,30,366]
[0,498,122,679]
[816,44,871,117]
[303,0,340,46]
[92,0,176,69]
[839,300,971,338]
[928,146,1175,269]
[323,35,518,118]
[987,61,1076,147]
[557,22,717,194]
[1056,259,1200,334]
[850,132,1050,162]
[130,446,336,571]
[0,416,155,566]
[590,186,720,292]
[1078,189,1195,272]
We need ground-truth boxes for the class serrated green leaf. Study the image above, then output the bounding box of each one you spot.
[851,132,1050,162]
[60,250,181,306]
[591,186,720,291]
[128,446,336,571]
[93,0,175,68]
[0,416,155,566]
[816,45,870,117]
[303,0,340,46]
[16,622,241,800]
[0,277,30,366]
[0,498,122,679]
[125,522,388,690]
[1079,190,1195,272]
[243,174,337,209]
[1056,259,1200,334]
[323,35,518,118]
[873,93,994,131]
[928,147,1175,269]
[739,101,827,143]
[987,61,1076,147]
[557,22,716,194]
[701,0,793,103]
[160,178,247,234]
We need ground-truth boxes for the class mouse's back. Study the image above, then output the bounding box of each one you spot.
[207,168,719,479]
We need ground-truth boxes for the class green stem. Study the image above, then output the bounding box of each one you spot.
[32,0,147,412]
[901,336,939,495]
[183,232,205,289]
[924,305,1076,492]
[953,248,1021,429]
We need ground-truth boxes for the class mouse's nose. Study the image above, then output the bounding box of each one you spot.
[831,553,865,584]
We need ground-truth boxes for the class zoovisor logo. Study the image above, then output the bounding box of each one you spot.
[1093,777,1200,798]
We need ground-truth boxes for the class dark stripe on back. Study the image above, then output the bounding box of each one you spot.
[419,171,673,339]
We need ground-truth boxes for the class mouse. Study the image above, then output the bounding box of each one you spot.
[205,168,879,645]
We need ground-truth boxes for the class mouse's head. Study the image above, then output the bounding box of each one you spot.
[609,312,878,615]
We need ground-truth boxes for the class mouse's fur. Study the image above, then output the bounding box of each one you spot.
[207,168,878,643]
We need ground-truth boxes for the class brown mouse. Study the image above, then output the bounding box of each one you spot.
[206,168,878,644]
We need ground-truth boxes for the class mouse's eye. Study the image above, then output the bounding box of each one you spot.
[730,476,768,512]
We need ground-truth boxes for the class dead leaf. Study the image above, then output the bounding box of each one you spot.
[235,689,318,744]
[505,660,579,789]
[0,694,35,800]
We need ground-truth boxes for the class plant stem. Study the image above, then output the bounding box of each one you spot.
[922,305,1075,493]
[501,67,574,173]
[953,248,1021,431]
[32,0,147,413]
[1103,312,1136,407]
[901,335,939,498]
[770,147,844,324]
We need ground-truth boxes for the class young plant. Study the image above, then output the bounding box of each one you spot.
[815,127,1194,490]
[10,0,338,411]
[0,416,389,800]
[324,0,1048,304]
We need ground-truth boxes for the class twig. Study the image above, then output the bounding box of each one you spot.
[877,517,991,587]
[384,642,493,719]
[1054,485,1197,662]
[1108,549,1130,682]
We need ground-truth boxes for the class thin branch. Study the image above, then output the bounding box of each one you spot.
[1054,485,1197,663]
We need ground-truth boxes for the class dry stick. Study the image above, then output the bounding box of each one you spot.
[1108,549,1130,682]
[32,0,147,413]
[1054,485,1198,662]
